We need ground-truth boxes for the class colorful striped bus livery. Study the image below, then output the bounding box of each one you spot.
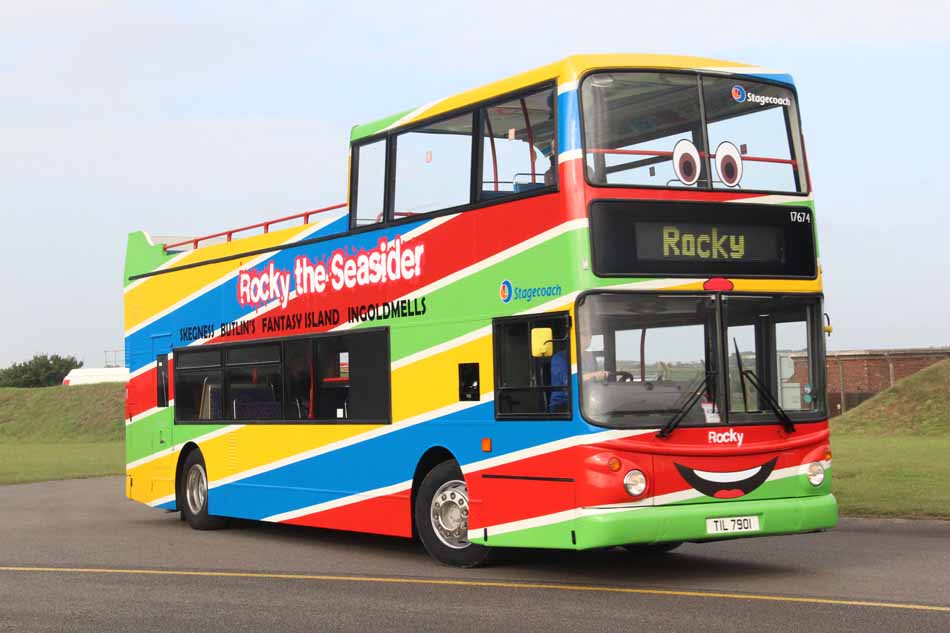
[124,54,837,566]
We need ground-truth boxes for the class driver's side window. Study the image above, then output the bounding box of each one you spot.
[492,312,572,420]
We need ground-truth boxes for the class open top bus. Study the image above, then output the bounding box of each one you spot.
[124,54,835,566]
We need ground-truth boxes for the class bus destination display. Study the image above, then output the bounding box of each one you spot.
[589,200,817,278]
[635,222,783,264]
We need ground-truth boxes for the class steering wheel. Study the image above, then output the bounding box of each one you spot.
[606,371,635,383]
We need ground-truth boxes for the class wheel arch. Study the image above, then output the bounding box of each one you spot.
[410,446,459,538]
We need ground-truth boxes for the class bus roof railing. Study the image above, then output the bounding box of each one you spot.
[162,202,347,252]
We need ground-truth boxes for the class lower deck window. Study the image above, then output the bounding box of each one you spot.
[173,329,390,424]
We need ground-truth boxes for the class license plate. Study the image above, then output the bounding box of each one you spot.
[706,515,760,535]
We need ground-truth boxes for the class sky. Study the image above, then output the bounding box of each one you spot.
[1,0,949,367]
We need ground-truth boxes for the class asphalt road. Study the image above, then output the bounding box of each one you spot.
[1,477,948,632]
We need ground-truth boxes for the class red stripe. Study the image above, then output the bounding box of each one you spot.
[126,360,175,420]
[281,491,412,537]
[209,192,569,344]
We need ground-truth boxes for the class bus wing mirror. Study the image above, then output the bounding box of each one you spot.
[823,312,833,336]
[531,328,554,358]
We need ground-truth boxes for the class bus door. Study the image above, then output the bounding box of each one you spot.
[150,334,175,491]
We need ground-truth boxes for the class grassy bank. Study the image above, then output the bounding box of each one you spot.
[0,383,125,484]
[830,359,950,518]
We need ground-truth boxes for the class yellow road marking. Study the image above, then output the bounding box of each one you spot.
[0,566,948,613]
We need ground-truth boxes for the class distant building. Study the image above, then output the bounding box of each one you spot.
[793,348,950,416]
[63,368,130,386]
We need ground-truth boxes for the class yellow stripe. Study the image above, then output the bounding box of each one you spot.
[126,328,498,505]
[124,219,334,333]
[652,268,824,294]
[1,566,946,613]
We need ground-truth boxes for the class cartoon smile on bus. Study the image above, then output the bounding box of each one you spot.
[675,457,778,499]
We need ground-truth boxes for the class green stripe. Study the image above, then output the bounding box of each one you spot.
[125,409,227,464]
[352,228,650,361]
[124,231,174,287]
[350,109,415,142]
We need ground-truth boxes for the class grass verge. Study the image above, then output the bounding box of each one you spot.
[0,441,124,485]
[0,384,125,484]
[831,434,950,519]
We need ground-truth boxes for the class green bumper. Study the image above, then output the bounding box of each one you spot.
[477,494,838,550]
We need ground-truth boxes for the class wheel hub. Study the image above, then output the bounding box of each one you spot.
[430,479,470,549]
[185,463,208,515]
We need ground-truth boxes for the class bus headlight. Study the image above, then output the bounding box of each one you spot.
[806,462,825,486]
[624,470,647,497]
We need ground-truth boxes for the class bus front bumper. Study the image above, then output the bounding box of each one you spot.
[474,494,838,550]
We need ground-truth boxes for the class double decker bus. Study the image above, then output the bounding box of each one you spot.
[124,54,836,566]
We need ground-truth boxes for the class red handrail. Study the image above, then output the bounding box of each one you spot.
[163,202,347,251]
[484,113,499,192]
[587,148,797,166]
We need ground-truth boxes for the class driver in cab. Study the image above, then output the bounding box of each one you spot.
[579,323,609,383]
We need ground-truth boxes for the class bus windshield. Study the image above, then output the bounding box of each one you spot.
[577,293,824,429]
[581,72,807,194]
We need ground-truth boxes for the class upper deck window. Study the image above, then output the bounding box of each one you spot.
[394,113,474,217]
[702,77,806,193]
[582,73,707,189]
[581,72,807,194]
[347,83,557,230]
[478,87,556,199]
[352,139,387,227]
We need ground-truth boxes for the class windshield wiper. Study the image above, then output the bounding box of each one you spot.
[656,373,710,439]
[733,339,750,412]
[738,369,796,434]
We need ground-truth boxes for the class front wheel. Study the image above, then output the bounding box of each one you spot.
[179,450,228,530]
[414,460,491,567]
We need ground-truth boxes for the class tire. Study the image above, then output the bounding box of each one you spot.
[179,450,228,530]
[621,541,682,555]
[414,460,491,567]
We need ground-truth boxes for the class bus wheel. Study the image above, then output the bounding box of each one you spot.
[622,541,682,554]
[180,451,227,530]
[415,460,490,567]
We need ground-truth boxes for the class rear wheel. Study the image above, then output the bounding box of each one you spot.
[414,460,491,567]
[179,450,227,530]
[622,541,682,554]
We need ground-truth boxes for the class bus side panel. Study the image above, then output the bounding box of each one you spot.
[281,490,413,537]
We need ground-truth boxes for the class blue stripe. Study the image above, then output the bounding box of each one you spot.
[204,376,591,520]
[745,72,796,87]
[557,89,581,154]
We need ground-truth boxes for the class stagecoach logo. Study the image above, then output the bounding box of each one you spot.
[498,279,563,304]
[732,84,791,107]
[499,280,513,303]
